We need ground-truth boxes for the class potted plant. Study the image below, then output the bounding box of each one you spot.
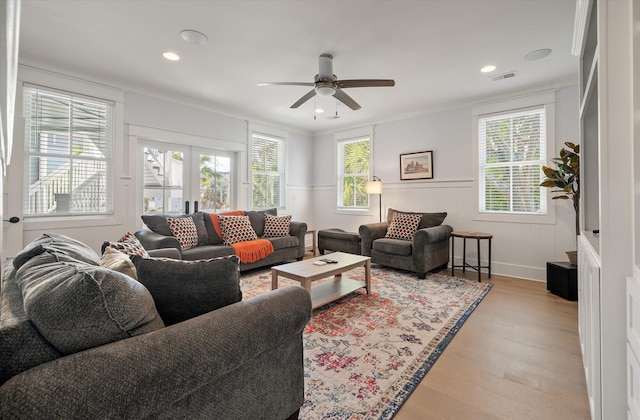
[541,141,580,265]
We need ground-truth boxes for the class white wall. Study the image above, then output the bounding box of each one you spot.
[310,85,579,281]
[5,64,579,281]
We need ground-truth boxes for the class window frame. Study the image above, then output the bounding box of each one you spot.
[250,131,285,210]
[21,82,119,220]
[472,90,557,225]
[335,127,373,213]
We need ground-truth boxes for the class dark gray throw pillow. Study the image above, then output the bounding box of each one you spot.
[132,255,242,326]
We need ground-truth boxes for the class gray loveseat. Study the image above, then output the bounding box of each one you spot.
[135,208,307,271]
[0,233,311,419]
[359,208,453,279]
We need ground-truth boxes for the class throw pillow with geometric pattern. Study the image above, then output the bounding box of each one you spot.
[218,215,258,245]
[263,214,291,237]
[103,231,150,258]
[167,217,199,251]
[384,212,422,241]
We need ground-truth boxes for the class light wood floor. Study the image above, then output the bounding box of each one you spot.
[394,269,591,420]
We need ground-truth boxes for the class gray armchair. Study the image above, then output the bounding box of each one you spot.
[359,209,453,279]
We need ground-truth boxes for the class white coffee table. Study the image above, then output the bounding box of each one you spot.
[271,252,371,309]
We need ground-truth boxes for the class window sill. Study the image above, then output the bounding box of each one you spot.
[24,214,123,231]
[473,211,555,225]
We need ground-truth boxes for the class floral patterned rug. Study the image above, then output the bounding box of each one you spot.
[240,265,492,420]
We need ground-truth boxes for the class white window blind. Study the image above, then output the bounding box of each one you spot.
[251,132,284,208]
[337,136,370,209]
[478,107,546,214]
[23,85,114,216]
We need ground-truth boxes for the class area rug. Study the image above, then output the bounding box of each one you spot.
[240,266,492,420]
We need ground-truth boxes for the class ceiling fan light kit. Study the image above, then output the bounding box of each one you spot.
[258,53,395,112]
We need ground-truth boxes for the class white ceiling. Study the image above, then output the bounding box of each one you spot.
[18,0,579,135]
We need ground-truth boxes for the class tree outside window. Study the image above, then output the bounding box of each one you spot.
[338,137,370,209]
[479,107,546,214]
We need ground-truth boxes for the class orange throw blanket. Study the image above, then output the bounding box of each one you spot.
[208,211,274,263]
[231,239,274,263]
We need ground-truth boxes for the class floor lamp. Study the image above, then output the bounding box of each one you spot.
[366,176,383,222]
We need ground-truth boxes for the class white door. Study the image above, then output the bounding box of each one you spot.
[140,141,234,216]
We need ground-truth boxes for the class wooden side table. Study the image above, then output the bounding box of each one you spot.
[305,229,318,256]
[451,231,493,282]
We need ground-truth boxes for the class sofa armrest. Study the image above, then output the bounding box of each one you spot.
[359,222,388,256]
[413,224,453,247]
[289,221,308,259]
[135,229,180,251]
[0,286,312,420]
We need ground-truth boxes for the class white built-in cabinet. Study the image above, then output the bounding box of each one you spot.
[574,0,635,418]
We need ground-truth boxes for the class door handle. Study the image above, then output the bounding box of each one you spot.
[3,217,20,223]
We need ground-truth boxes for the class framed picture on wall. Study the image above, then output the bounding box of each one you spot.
[400,150,433,180]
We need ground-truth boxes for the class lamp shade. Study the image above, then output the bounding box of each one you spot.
[366,180,383,195]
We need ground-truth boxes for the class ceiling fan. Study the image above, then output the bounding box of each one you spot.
[257,53,395,111]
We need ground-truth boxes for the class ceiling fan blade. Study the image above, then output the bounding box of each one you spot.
[290,89,317,108]
[336,79,395,88]
[333,88,361,111]
[257,82,314,87]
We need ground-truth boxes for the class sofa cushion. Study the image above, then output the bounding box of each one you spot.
[100,247,137,280]
[245,208,277,237]
[180,244,235,261]
[386,208,448,229]
[219,215,258,245]
[103,232,150,258]
[13,233,101,270]
[385,212,422,241]
[202,212,225,245]
[132,255,242,326]
[263,214,291,237]
[167,217,199,250]
[266,236,299,250]
[15,252,164,355]
[373,238,413,256]
[142,213,208,246]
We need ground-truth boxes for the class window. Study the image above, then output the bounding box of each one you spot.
[337,136,370,209]
[478,107,546,215]
[23,85,114,216]
[251,132,284,208]
[142,144,232,215]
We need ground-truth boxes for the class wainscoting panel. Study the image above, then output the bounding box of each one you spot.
[308,180,574,281]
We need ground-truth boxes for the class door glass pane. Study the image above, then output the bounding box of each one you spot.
[143,147,183,214]
[199,154,231,211]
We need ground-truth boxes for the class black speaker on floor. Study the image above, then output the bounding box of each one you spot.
[546,262,578,301]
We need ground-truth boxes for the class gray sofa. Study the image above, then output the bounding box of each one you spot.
[359,208,453,279]
[135,209,307,271]
[0,233,311,419]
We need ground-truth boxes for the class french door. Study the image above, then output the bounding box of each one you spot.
[140,141,233,215]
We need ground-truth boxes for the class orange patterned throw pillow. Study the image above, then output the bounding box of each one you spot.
[104,231,150,257]
[167,217,199,250]
[263,214,291,237]
[218,215,258,245]
[384,212,422,241]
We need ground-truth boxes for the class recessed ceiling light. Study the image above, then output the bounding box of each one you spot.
[180,29,208,45]
[525,48,552,61]
[481,65,496,73]
[315,108,324,113]
[162,51,180,61]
